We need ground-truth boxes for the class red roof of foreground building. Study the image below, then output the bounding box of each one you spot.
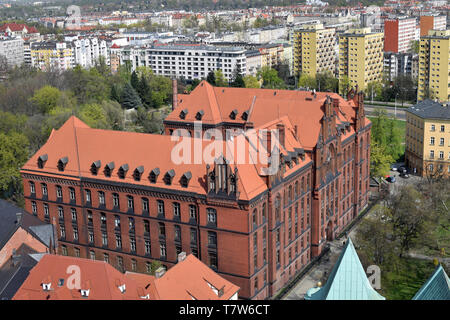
[13,254,153,300]
[0,23,38,33]
[21,113,312,201]
[127,254,240,300]
[166,81,365,150]
[13,254,240,300]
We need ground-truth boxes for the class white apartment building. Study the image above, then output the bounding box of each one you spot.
[118,44,247,81]
[30,42,74,72]
[0,37,24,68]
[71,37,109,68]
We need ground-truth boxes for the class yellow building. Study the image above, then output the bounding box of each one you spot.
[417,29,450,103]
[258,43,284,69]
[293,23,336,77]
[405,99,450,177]
[30,42,73,71]
[338,28,384,92]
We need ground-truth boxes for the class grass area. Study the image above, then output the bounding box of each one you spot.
[380,258,437,300]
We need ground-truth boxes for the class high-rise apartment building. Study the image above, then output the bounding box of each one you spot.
[417,30,450,102]
[420,15,447,37]
[293,24,336,77]
[338,28,384,91]
[30,42,74,72]
[0,36,24,68]
[384,17,417,53]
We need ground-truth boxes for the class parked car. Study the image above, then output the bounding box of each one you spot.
[387,176,396,183]
[398,167,407,174]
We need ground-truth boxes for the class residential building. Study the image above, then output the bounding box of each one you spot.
[21,81,371,299]
[70,37,109,68]
[417,30,450,102]
[420,15,447,37]
[118,44,247,81]
[293,24,336,77]
[405,99,450,177]
[384,17,417,53]
[30,42,74,72]
[246,49,263,76]
[0,23,39,40]
[0,36,24,68]
[412,264,450,300]
[0,199,55,300]
[257,43,285,69]
[384,52,417,81]
[339,28,384,91]
[304,238,385,300]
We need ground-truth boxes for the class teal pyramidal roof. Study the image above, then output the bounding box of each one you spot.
[305,238,385,300]
[412,265,450,300]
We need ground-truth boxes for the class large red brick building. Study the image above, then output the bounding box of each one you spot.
[20,81,371,299]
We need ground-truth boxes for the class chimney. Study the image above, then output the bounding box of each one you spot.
[172,78,178,111]
[155,267,166,279]
[177,251,187,263]
[276,123,285,149]
[16,212,22,225]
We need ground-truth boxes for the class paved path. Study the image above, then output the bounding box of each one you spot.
[407,252,450,268]
[365,105,406,121]
[282,240,347,300]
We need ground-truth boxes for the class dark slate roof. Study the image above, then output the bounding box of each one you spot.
[407,99,450,120]
[0,199,55,251]
[412,265,450,300]
[0,244,39,300]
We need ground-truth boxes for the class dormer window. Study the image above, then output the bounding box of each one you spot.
[57,157,68,171]
[229,109,238,120]
[42,283,51,291]
[149,168,160,183]
[118,164,129,179]
[118,284,126,293]
[80,289,90,298]
[195,110,204,120]
[241,110,249,121]
[104,162,115,177]
[37,154,48,169]
[180,171,192,188]
[91,160,101,175]
[164,170,175,185]
[133,166,144,181]
[179,109,188,119]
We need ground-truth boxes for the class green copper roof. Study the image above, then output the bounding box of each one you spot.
[305,238,385,300]
[412,265,450,300]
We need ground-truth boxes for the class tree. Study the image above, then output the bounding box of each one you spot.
[101,100,124,130]
[110,84,120,103]
[30,85,62,114]
[214,69,228,87]
[366,81,383,101]
[298,73,316,89]
[230,67,245,88]
[386,186,429,257]
[409,40,420,54]
[120,82,143,109]
[136,75,151,108]
[130,71,140,90]
[339,75,350,96]
[257,66,285,89]
[206,70,216,86]
[0,132,29,201]
[316,71,338,92]
[148,75,171,108]
[370,141,394,178]
[243,75,261,88]
[78,103,109,129]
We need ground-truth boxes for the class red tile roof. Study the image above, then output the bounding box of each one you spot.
[127,254,239,300]
[0,23,38,33]
[166,81,360,150]
[13,254,152,300]
[22,115,311,201]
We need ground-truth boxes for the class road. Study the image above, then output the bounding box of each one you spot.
[364,104,406,121]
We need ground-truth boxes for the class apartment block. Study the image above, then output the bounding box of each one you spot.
[118,44,247,81]
[405,100,450,177]
[0,36,24,68]
[417,30,450,102]
[384,17,417,53]
[293,24,336,77]
[339,28,384,91]
[384,52,418,81]
[70,37,109,68]
[420,15,447,37]
[30,42,74,72]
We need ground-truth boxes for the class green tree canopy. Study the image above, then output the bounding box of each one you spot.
[120,82,143,110]
[30,85,62,114]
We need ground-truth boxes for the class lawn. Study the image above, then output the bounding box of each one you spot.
[379,258,445,300]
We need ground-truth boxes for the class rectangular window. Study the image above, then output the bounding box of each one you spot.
[127,195,134,210]
[98,191,105,205]
[60,225,66,238]
[56,185,62,198]
[73,226,79,241]
[174,225,181,242]
[142,198,149,212]
[145,239,151,255]
[159,223,166,237]
[173,202,180,217]
[85,189,91,203]
[207,208,217,225]
[71,208,77,221]
[190,228,197,244]
[58,206,64,218]
[130,237,136,252]
[69,187,76,201]
[31,201,37,214]
[440,138,444,146]
[189,205,196,221]
[41,183,47,196]
[114,215,120,228]
[102,231,108,246]
[113,193,119,207]
[157,200,165,216]
[62,245,68,256]
[208,231,217,247]
[103,253,109,263]
[160,243,166,257]
[115,234,122,249]
[30,181,35,194]
[144,220,150,233]
[209,251,218,269]
[43,203,49,216]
